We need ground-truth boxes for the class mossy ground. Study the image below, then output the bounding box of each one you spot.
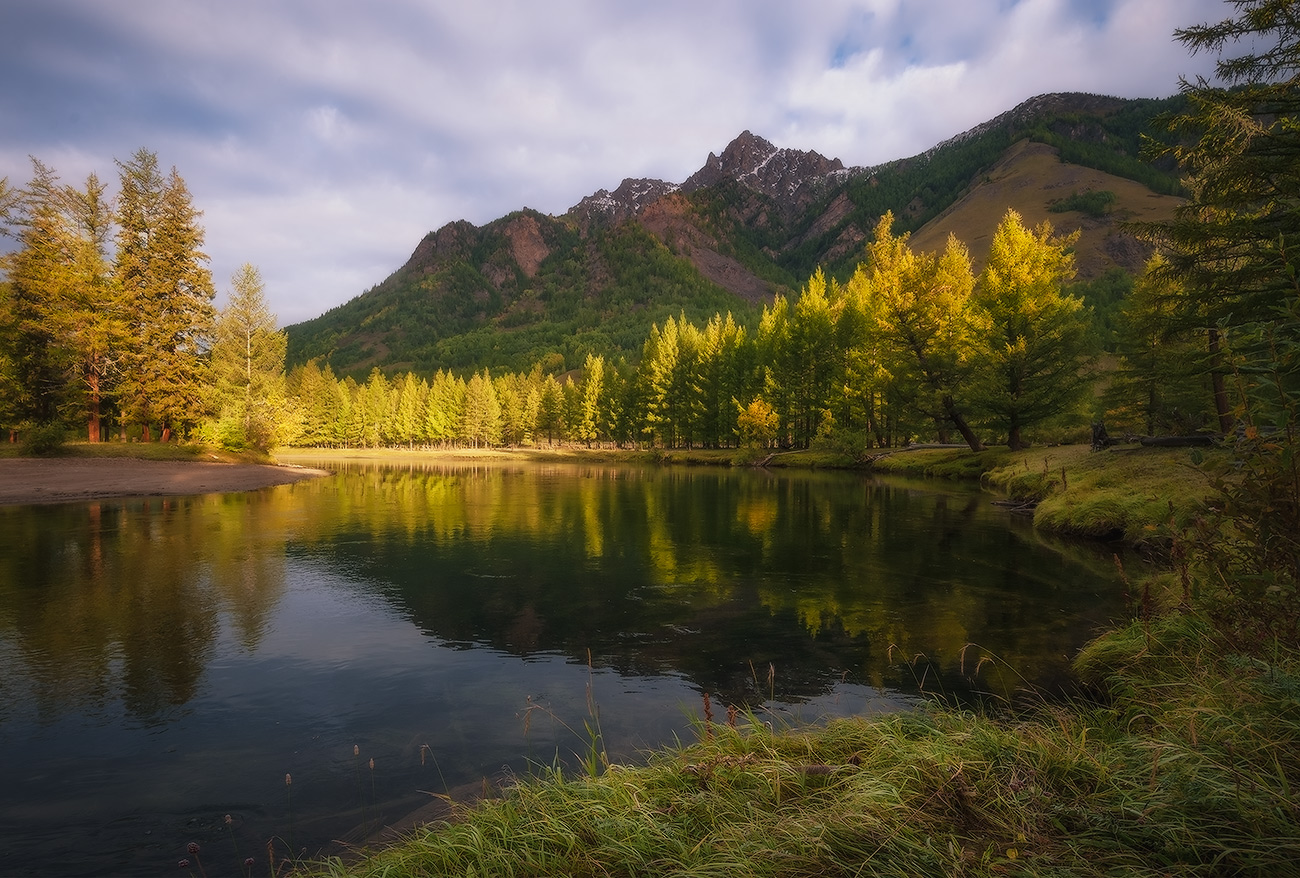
[871,444,1219,543]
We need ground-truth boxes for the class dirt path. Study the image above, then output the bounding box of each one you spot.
[0,458,329,506]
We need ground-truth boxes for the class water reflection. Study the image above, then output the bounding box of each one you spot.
[279,461,1125,702]
[0,461,1130,876]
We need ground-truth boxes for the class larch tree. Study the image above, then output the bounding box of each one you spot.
[1141,0,1300,621]
[425,369,465,446]
[1106,254,1212,435]
[60,173,125,442]
[461,369,502,447]
[286,360,344,447]
[1138,0,1300,431]
[576,352,605,446]
[1,159,74,425]
[697,313,748,448]
[969,210,1096,450]
[114,150,216,441]
[209,263,286,450]
[864,213,983,451]
[0,165,124,440]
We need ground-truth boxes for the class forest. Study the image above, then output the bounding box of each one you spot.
[284,209,1166,455]
[0,164,1248,457]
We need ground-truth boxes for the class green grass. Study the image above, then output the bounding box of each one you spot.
[310,610,1300,877]
[873,444,1219,542]
[0,438,273,464]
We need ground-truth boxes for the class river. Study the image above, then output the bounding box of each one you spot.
[0,460,1132,876]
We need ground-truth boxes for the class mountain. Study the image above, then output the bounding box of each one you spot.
[286,92,1186,378]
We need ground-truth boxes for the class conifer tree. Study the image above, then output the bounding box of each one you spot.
[697,313,748,448]
[576,352,605,446]
[969,210,1096,449]
[209,264,286,450]
[863,213,983,450]
[756,296,794,448]
[535,374,566,445]
[390,372,427,448]
[287,360,344,447]
[1106,255,1211,435]
[425,369,466,445]
[114,149,216,440]
[461,369,501,447]
[359,368,389,447]
[61,172,124,442]
[1,159,74,425]
[791,271,839,446]
[1146,0,1300,332]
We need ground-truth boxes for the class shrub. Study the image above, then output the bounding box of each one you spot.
[19,422,67,456]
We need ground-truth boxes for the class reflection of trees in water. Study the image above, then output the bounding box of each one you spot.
[284,463,1125,705]
[0,493,288,723]
[0,462,1125,725]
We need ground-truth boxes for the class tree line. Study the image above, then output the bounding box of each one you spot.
[0,150,285,451]
[0,146,1232,455]
[280,206,1229,454]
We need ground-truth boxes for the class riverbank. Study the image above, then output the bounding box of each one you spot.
[282,441,1300,878]
[869,443,1219,543]
[0,443,327,505]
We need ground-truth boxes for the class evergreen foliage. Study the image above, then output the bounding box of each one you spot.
[0,150,273,446]
[207,264,288,450]
[968,211,1096,449]
[114,149,216,441]
[1138,0,1300,636]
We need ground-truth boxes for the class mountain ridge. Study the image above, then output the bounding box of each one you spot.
[286,91,1185,378]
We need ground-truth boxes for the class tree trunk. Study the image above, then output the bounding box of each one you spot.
[87,371,101,443]
[943,395,984,451]
[1008,423,1024,451]
[1208,328,1234,433]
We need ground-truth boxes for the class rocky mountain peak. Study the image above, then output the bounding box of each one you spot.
[568,177,680,230]
[682,130,846,212]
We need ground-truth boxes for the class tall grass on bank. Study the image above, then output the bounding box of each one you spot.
[312,610,1299,878]
[871,444,1218,543]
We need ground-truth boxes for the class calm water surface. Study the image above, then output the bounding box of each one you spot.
[0,460,1131,876]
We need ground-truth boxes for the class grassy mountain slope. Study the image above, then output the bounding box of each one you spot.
[907,138,1183,276]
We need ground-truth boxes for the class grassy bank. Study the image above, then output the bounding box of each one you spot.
[0,437,276,464]
[307,611,1298,878]
[870,444,1218,543]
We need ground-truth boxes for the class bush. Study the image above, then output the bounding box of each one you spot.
[19,422,67,456]
[1048,188,1116,217]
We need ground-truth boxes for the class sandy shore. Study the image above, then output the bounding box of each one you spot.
[0,458,329,506]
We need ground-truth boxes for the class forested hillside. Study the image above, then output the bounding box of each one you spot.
[285,92,1186,379]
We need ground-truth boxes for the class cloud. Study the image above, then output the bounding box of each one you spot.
[1,0,1225,325]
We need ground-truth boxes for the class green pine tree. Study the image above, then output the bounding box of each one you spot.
[209,264,287,450]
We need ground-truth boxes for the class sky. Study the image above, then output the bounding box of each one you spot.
[1,0,1229,326]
